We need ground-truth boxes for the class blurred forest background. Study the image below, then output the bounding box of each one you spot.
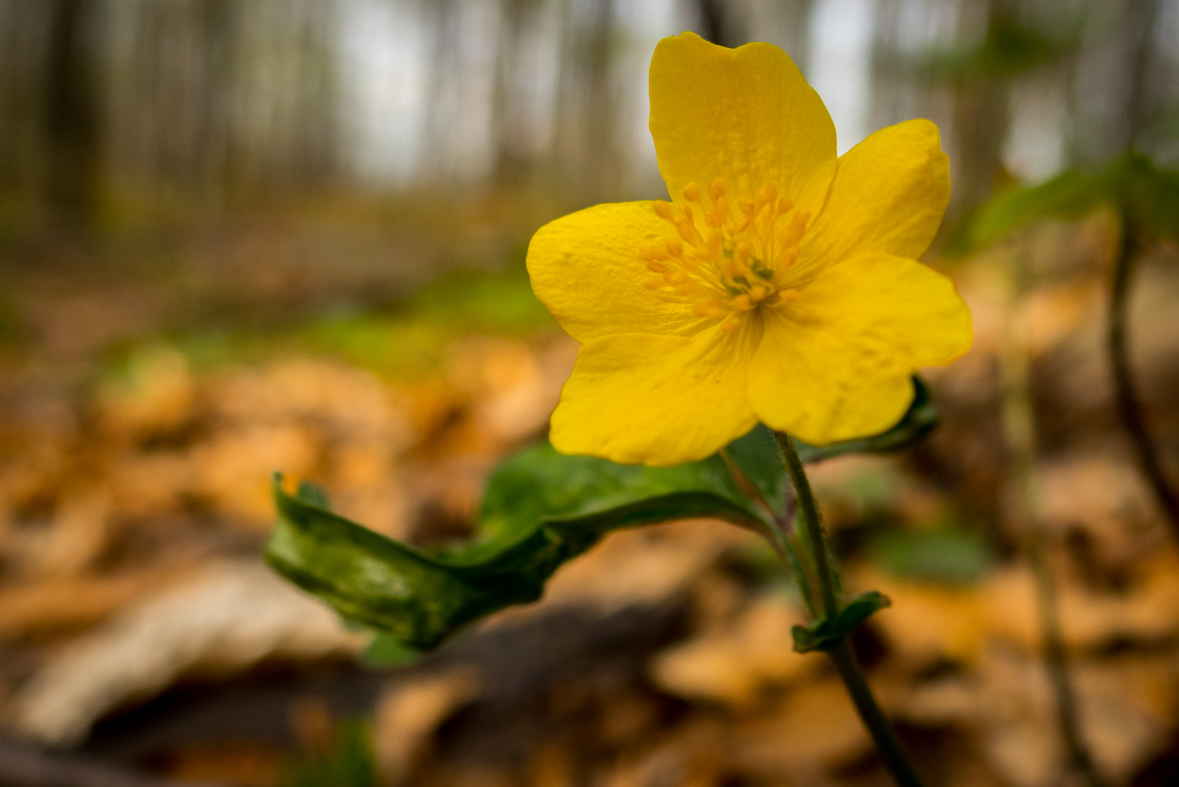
[1,1,1179,786]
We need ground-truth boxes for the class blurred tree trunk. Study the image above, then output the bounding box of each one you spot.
[948,0,1010,218]
[1122,0,1160,150]
[44,0,101,227]
[696,0,736,47]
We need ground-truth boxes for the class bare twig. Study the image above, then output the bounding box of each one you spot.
[1108,216,1179,538]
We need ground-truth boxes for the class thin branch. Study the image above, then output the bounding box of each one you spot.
[1108,216,1179,538]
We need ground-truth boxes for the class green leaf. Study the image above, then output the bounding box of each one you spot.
[1107,152,1179,243]
[267,445,772,650]
[870,525,995,586]
[922,14,1077,83]
[951,153,1179,254]
[362,633,423,668]
[791,590,892,653]
[724,424,787,515]
[950,169,1105,255]
[791,376,939,464]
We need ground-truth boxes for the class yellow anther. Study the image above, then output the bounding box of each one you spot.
[777,247,800,270]
[711,196,729,226]
[778,210,810,249]
[642,183,810,318]
[755,183,778,212]
[705,229,722,257]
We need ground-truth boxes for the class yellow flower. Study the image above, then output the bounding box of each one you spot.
[527,32,972,466]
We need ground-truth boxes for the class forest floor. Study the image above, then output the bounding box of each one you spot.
[1,199,1178,787]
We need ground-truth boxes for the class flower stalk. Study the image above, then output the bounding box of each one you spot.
[773,431,925,787]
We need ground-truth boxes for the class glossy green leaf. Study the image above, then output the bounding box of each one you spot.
[267,444,772,651]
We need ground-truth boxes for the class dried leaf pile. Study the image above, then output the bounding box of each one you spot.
[0,215,1178,787]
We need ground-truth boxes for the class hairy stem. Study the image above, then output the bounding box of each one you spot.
[773,432,925,787]
[1108,216,1179,538]
[1001,257,1107,787]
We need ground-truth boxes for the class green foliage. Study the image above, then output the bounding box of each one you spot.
[950,170,1104,254]
[952,152,1179,255]
[362,633,424,668]
[791,590,892,653]
[922,13,1077,82]
[268,378,942,653]
[256,305,942,657]
[281,720,377,787]
[1107,153,1179,242]
[871,525,995,586]
[267,444,774,650]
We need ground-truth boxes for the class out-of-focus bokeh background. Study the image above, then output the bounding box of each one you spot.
[0,0,1178,785]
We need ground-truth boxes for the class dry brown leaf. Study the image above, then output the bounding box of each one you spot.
[94,346,195,439]
[531,519,751,615]
[858,569,987,667]
[651,594,814,708]
[729,677,873,780]
[372,666,483,784]
[189,423,321,525]
[0,567,185,641]
[208,358,413,450]
[8,559,366,745]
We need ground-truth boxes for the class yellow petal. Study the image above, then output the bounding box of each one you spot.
[748,252,972,445]
[802,119,950,268]
[649,32,836,212]
[550,322,762,466]
[527,201,704,343]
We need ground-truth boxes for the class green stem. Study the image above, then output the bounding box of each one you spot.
[773,431,925,787]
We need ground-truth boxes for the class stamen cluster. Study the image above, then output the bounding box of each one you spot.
[640,178,810,331]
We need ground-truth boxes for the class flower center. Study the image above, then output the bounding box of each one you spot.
[640,178,810,331]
